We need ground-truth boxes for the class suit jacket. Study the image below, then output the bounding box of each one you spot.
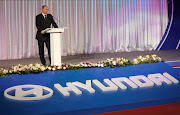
[36,13,58,41]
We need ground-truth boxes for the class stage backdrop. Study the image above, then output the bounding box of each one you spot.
[0,0,168,60]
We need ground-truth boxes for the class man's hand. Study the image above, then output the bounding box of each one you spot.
[41,30,45,34]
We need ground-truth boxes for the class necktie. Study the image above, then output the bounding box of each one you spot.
[45,15,47,20]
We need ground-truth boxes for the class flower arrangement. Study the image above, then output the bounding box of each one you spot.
[131,54,162,65]
[0,54,163,77]
[104,57,131,68]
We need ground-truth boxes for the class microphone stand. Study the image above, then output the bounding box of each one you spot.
[53,16,64,27]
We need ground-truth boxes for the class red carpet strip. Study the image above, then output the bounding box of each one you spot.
[95,103,180,115]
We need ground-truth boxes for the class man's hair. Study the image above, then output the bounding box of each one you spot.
[42,5,47,9]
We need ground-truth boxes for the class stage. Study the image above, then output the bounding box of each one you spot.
[1,0,180,114]
[0,50,180,115]
[1,50,180,69]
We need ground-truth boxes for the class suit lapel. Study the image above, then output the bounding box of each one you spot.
[40,14,46,21]
[42,14,49,22]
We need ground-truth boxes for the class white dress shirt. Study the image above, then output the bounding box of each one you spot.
[42,13,47,19]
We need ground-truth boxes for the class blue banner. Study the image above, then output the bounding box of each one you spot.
[0,62,180,115]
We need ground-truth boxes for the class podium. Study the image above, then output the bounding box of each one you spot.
[45,28,65,65]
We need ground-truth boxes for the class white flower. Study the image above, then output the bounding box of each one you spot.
[35,63,41,68]
[133,59,139,64]
[122,59,126,62]
[152,54,157,57]
[119,61,123,64]
[152,56,156,60]
[24,65,28,69]
[134,61,138,64]
[18,64,22,66]
[157,57,162,61]
[40,66,46,71]
[52,68,56,71]
[57,66,62,70]
[92,64,95,67]
[70,64,74,67]
[142,58,146,62]
[146,55,150,58]
[98,64,101,67]
[80,62,84,66]
[48,67,51,70]
[33,67,37,70]
[84,64,87,67]
[66,64,69,68]
[107,58,110,61]
[63,67,66,70]
[88,65,91,67]
[29,64,33,66]
[13,67,17,71]
[112,61,116,65]
[77,64,80,67]
[100,64,104,67]
[8,70,12,73]
[3,69,8,74]
[138,56,143,59]
[133,59,137,62]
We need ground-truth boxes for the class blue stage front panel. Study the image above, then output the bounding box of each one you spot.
[0,62,180,115]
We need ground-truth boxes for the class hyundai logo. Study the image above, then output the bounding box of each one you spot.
[4,72,179,101]
[4,85,53,101]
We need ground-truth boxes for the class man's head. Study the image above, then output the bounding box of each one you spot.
[42,5,48,14]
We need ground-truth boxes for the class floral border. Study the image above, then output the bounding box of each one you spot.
[0,54,163,77]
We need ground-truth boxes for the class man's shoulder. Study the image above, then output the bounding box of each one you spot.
[36,14,42,17]
[47,14,52,17]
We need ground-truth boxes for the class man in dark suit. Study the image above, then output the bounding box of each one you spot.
[36,5,58,66]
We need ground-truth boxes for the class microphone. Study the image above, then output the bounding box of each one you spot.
[52,16,63,27]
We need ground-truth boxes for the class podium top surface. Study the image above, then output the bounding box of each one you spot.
[45,28,66,33]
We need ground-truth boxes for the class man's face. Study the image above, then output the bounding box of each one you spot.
[42,6,48,14]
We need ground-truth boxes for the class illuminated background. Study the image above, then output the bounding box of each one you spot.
[0,0,168,60]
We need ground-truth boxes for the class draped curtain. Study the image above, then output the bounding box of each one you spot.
[0,0,168,60]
